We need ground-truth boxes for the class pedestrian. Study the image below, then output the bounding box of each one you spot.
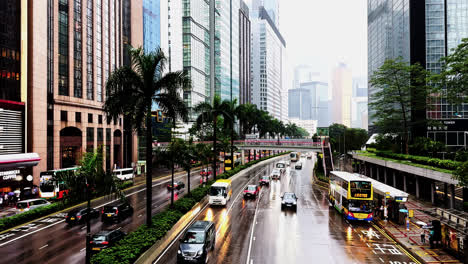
[406,215,410,231]
[4,193,8,206]
[420,228,426,244]
[0,194,3,208]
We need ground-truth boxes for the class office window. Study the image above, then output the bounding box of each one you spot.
[75,112,81,122]
[58,0,69,96]
[60,110,68,121]
[106,117,111,125]
[88,113,93,123]
[119,118,122,126]
[98,114,102,124]
[97,128,103,142]
[73,0,83,98]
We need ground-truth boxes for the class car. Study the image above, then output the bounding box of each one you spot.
[286,161,291,166]
[307,154,312,160]
[168,181,185,191]
[90,229,126,253]
[243,185,260,199]
[275,162,286,173]
[259,175,270,186]
[281,192,298,211]
[270,168,281,180]
[101,202,134,223]
[16,198,51,212]
[177,221,215,264]
[65,207,99,225]
[300,154,306,158]
[200,168,212,177]
[295,162,303,170]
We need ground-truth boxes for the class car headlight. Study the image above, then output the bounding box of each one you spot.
[177,250,182,255]
[293,201,297,205]
[281,201,285,204]
[197,249,203,256]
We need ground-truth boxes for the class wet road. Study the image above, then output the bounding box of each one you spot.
[0,168,204,264]
[155,155,419,264]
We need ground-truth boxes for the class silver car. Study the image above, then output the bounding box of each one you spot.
[16,198,51,212]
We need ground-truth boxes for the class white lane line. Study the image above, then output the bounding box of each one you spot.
[379,257,384,263]
[116,227,122,231]
[39,244,48,250]
[0,219,65,247]
[80,248,86,252]
[138,214,142,218]
[245,190,262,264]
[81,226,86,230]
[153,202,209,264]
[250,260,253,264]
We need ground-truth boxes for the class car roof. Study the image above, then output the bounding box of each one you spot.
[188,220,212,231]
[283,192,295,196]
[17,198,47,203]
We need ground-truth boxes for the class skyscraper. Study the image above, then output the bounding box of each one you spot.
[288,81,330,127]
[250,5,286,121]
[351,77,368,130]
[239,0,251,104]
[143,0,161,53]
[368,0,468,147]
[331,63,352,127]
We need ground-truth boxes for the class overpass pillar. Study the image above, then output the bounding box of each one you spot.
[241,150,245,165]
[450,184,455,209]
[403,174,407,193]
[431,182,435,205]
[376,166,380,181]
[444,183,448,208]
[384,168,388,184]
[370,164,374,178]
[415,176,420,199]
[392,171,397,188]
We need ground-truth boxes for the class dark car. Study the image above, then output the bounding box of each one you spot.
[243,185,260,199]
[295,162,303,170]
[65,207,99,225]
[90,229,126,253]
[168,181,185,191]
[101,202,134,223]
[281,192,298,211]
[259,175,270,186]
[177,221,215,264]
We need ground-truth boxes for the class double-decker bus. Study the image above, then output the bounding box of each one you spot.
[329,171,373,221]
[39,167,79,199]
[290,152,299,162]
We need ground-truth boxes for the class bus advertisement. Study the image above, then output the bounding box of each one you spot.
[39,167,79,199]
[329,171,373,221]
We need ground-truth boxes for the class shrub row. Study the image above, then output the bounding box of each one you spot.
[91,151,290,264]
[375,150,461,171]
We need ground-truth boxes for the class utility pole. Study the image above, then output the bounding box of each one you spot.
[85,178,91,264]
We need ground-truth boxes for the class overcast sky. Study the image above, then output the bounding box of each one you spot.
[279,0,368,86]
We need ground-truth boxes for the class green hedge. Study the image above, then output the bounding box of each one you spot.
[91,151,290,264]
[0,201,71,232]
[375,150,461,171]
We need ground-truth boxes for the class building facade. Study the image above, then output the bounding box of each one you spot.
[28,0,142,183]
[331,63,352,127]
[143,0,160,53]
[239,0,251,104]
[251,6,286,121]
[368,0,468,147]
[351,77,368,130]
[288,81,330,127]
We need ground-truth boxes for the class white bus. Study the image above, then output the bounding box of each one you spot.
[208,179,232,206]
[39,167,79,199]
[113,168,135,181]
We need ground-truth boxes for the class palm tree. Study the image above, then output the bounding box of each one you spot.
[237,103,258,137]
[224,99,239,169]
[177,138,196,196]
[104,47,190,227]
[194,95,231,180]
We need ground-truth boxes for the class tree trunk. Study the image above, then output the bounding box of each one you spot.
[231,124,234,170]
[187,166,191,196]
[85,185,91,264]
[145,105,153,227]
[171,120,176,207]
[213,116,217,180]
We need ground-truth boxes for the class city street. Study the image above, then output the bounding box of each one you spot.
[155,155,418,264]
[0,168,204,264]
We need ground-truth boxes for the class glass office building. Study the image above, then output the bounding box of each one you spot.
[143,0,160,53]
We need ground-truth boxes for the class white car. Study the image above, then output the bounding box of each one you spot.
[270,168,281,180]
[275,162,286,173]
[16,198,51,212]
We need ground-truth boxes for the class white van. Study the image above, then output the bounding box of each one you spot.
[276,161,286,173]
[16,198,51,212]
[208,179,232,206]
[113,168,135,181]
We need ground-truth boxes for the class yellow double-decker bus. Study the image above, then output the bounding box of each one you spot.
[290,152,299,162]
[329,171,373,221]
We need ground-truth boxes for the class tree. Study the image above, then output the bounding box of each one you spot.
[104,47,190,227]
[194,95,232,180]
[369,57,431,154]
[176,138,196,196]
[454,161,468,187]
[224,99,239,169]
[237,103,258,137]
[436,38,468,105]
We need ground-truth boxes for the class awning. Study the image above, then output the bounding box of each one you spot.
[0,153,41,170]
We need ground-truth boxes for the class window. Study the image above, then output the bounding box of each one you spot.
[75,112,81,123]
[119,118,122,126]
[97,128,103,142]
[106,117,111,125]
[98,115,103,124]
[58,0,69,96]
[73,0,83,98]
[61,110,68,121]
[88,113,93,123]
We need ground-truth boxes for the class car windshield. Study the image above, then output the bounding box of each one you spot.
[272,169,280,174]
[283,193,295,200]
[16,202,28,209]
[276,163,285,168]
[348,200,372,213]
[247,186,256,191]
[92,235,107,242]
[262,176,269,180]
[181,231,205,244]
[209,187,225,196]
[103,206,117,213]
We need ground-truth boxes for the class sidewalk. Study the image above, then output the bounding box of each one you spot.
[376,198,463,264]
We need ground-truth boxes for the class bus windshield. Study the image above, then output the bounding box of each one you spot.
[348,200,372,213]
[40,181,55,192]
[209,186,226,197]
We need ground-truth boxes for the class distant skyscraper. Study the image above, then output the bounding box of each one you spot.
[293,65,320,89]
[143,0,160,53]
[239,0,251,104]
[351,77,368,130]
[250,6,286,121]
[331,63,352,127]
[288,81,330,127]
[368,0,468,147]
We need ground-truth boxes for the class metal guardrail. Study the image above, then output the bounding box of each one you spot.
[153,140,323,149]
[435,208,468,228]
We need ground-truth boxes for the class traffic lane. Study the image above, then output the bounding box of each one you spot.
[153,162,276,264]
[248,156,417,264]
[0,169,204,264]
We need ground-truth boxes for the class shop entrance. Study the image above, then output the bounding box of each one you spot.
[114,130,122,168]
[60,127,82,168]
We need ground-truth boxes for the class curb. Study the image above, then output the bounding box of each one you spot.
[374,220,424,264]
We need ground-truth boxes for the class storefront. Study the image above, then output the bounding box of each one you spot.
[0,153,40,196]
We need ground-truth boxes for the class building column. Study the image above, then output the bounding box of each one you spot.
[415,176,420,199]
[392,171,397,188]
[444,183,448,208]
[450,184,455,209]
[431,182,436,205]
[403,174,407,192]
[376,166,380,181]
[241,150,245,165]
[384,169,388,184]
[370,164,373,178]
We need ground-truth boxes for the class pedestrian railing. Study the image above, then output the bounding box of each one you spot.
[435,208,468,228]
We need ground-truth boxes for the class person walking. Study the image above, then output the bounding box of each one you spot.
[4,193,8,207]
[0,194,3,208]
[420,228,426,244]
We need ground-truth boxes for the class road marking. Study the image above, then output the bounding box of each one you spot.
[253,236,256,241]
[245,190,262,264]
[116,227,122,231]
[80,248,86,252]
[153,202,209,264]
[0,219,65,247]
[250,260,253,264]
[81,226,86,230]
[138,214,142,217]
[39,244,48,250]
[379,257,384,263]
